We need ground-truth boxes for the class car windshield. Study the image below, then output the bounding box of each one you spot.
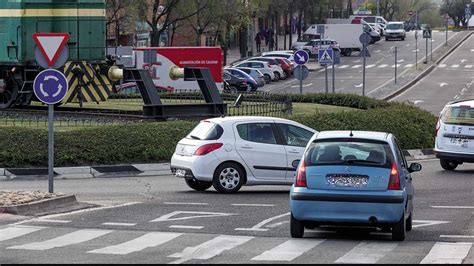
[441,105,474,126]
[387,23,403,30]
[363,17,376,23]
[305,139,394,169]
[187,121,223,140]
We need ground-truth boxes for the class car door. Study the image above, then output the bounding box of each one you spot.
[393,138,414,214]
[234,122,287,180]
[275,123,315,180]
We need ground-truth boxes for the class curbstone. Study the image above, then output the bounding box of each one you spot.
[1,195,77,216]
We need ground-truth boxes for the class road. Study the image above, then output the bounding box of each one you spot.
[263,30,459,98]
[1,159,473,264]
[392,33,474,115]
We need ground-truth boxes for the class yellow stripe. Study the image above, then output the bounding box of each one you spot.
[0,9,105,17]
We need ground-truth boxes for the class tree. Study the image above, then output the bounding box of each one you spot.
[106,0,133,46]
[185,0,219,46]
[441,0,473,27]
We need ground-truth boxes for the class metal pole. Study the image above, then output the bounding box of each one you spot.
[377,0,380,16]
[430,37,433,61]
[362,43,366,96]
[48,104,54,193]
[395,46,397,84]
[332,63,335,93]
[424,37,428,64]
[299,65,303,94]
[446,18,448,46]
[325,64,328,93]
[415,31,418,70]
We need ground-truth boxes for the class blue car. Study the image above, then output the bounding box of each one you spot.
[224,68,259,91]
[289,131,422,241]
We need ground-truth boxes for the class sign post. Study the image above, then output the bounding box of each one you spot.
[466,7,472,31]
[415,31,418,70]
[444,14,449,46]
[293,50,310,94]
[33,33,70,193]
[359,32,372,96]
[318,49,334,93]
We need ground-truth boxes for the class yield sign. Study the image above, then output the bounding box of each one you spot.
[33,33,70,66]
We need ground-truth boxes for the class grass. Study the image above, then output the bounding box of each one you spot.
[292,103,358,116]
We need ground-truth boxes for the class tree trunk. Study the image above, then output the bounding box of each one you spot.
[297,8,303,41]
[275,12,279,50]
[284,13,287,50]
[151,26,161,47]
[289,5,293,50]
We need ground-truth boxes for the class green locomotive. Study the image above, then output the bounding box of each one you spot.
[0,0,120,109]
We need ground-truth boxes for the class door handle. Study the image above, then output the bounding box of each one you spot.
[241,146,253,149]
[288,150,300,154]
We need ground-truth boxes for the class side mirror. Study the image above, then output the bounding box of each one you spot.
[408,163,422,173]
[292,160,301,169]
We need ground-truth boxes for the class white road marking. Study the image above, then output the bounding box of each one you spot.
[0,226,44,242]
[439,83,448,87]
[366,64,376,69]
[7,229,112,250]
[439,64,447,68]
[335,241,399,264]
[102,222,137,227]
[34,219,71,224]
[454,95,460,99]
[398,59,405,63]
[355,83,363,88]
[266,221,290,228]
[251,239,324,261]
[440,235,474,239]
[235,212,290,232]
[163,202,209,206]
[405,64,414,68]
[451,64,460,68]
[169,225,204,229]
[431,206,474,209]
[168,235,253,264]
[338,65,349,69]
[378,64,388,68]
[420,242,472,264]
[412,220,451,228]
[374,50,382,53]
[88,232,182,255]
[391,64,402,68]
[461,59,468,63]
[352,65,362,69]
[413,100,424,104]
[353,60,362,63]
[471,49,474,52]
[465,65,473,68]
[150,211,236,222]
[231,204,276,207]
[291,83,313,88]
[319,68,326,72]
[413,49,420,52]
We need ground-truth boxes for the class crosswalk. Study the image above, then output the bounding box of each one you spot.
[0,225,473,263]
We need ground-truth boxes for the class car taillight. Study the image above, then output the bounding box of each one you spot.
[388,162,401,190]
[295,160,307,187]
[194,143,223,156]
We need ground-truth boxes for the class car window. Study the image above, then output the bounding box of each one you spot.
[240,68,250,74]
[441,105,474,126]
[223,73,231,80]
[305,139,394,168]
[236,123,277,144]
[277,124,314,147]
[187,121,224,140]
[232,71,245,79]
[252,62,262,68]
[393,138,407,168]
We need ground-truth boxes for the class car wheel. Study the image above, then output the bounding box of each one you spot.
[392,213,406,241]
[263,74,271,84]
[385,37,389,41]
[440,159,458,171]
[406,212,413,232]
[212,162,244,194]
[185,178,212,192]
[402,37,405,41]
[230,85,238,94]
[274,72,281,80]
[290,213,304,238]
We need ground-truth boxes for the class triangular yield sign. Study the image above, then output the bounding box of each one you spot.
[33,33,70,66]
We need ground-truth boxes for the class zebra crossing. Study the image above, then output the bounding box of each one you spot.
[0,225,473,263]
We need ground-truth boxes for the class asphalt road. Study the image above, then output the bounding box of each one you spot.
[392,33,474,115]
[1,159,473,264]
[263,30,460,98]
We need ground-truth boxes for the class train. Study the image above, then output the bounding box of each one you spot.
[0,0,121,109]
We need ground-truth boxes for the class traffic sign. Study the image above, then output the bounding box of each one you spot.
[294,50,309,65]
[32,33,70,67]
[317,25,325,36]
[423,29,432,39]
[33,69,69,105]
[34,46,68,69]
[318,49,334,64]
[465,7,472,16]
[359,32,372,46]
[294,65,309,81]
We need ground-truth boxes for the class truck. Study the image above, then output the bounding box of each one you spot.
[326,18,381,44]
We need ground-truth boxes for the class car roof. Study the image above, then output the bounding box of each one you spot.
[387,21,404,24]
[447,99,474,107]
[314,131,391,142]
[237,60,267,64]
[203,116,316,131]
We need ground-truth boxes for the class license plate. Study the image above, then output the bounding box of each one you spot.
[175,169,186,178]
[326,174,369,188]
[450,137,469,148]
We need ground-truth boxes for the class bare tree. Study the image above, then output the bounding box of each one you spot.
[106,0,132,46]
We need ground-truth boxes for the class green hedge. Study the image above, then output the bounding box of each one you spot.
[0,102,436,168]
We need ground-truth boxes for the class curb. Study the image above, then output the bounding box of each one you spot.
[383,31,474,101]
[0,195,78,216]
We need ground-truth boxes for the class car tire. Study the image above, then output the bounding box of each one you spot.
[212,162,244,194]
[440,159,458,171]
[185,178,212,192]
[406,212,413,232]
[290,213,304,238]
[385,37,389,41]
[263,74,271,84]
[230,86,238,94]
[392,213,406,241]
[402,37,405,41]
[274,72,281,81]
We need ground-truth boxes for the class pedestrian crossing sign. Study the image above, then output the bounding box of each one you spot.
[423,29,432,39]
[318,49,334,64]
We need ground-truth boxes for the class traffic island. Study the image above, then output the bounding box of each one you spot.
[0,191,96,216]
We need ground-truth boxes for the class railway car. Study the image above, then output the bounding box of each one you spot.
[0,0,120,109]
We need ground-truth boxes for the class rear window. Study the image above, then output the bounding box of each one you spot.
[187,121,224,140]
[305,139,394,168]
[363,17,376,23]
[441,105,474,126]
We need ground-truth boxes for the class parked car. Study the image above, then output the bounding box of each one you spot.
[224,68,259,91]
[435,99,474,170]
[236,67,266,88]
[171,117,317,193]
[290,131,421,241]
[233,61,276,83]
[248,57,286,80]
[261,51,295,63]
[265,57,293,76]
[385,21,406,41]
[293,39,341,58]
[223,72,249,93]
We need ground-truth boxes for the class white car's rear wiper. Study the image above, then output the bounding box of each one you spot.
[189,135,201,140]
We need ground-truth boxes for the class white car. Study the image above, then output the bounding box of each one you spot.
[245,57,286,81]
[261,51,295,62]
[233,61,276,83]
[171,116,317,193]
[435,99,474,170]
[385,21,406,41]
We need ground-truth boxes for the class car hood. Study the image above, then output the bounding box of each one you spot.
[386,29,405,33]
